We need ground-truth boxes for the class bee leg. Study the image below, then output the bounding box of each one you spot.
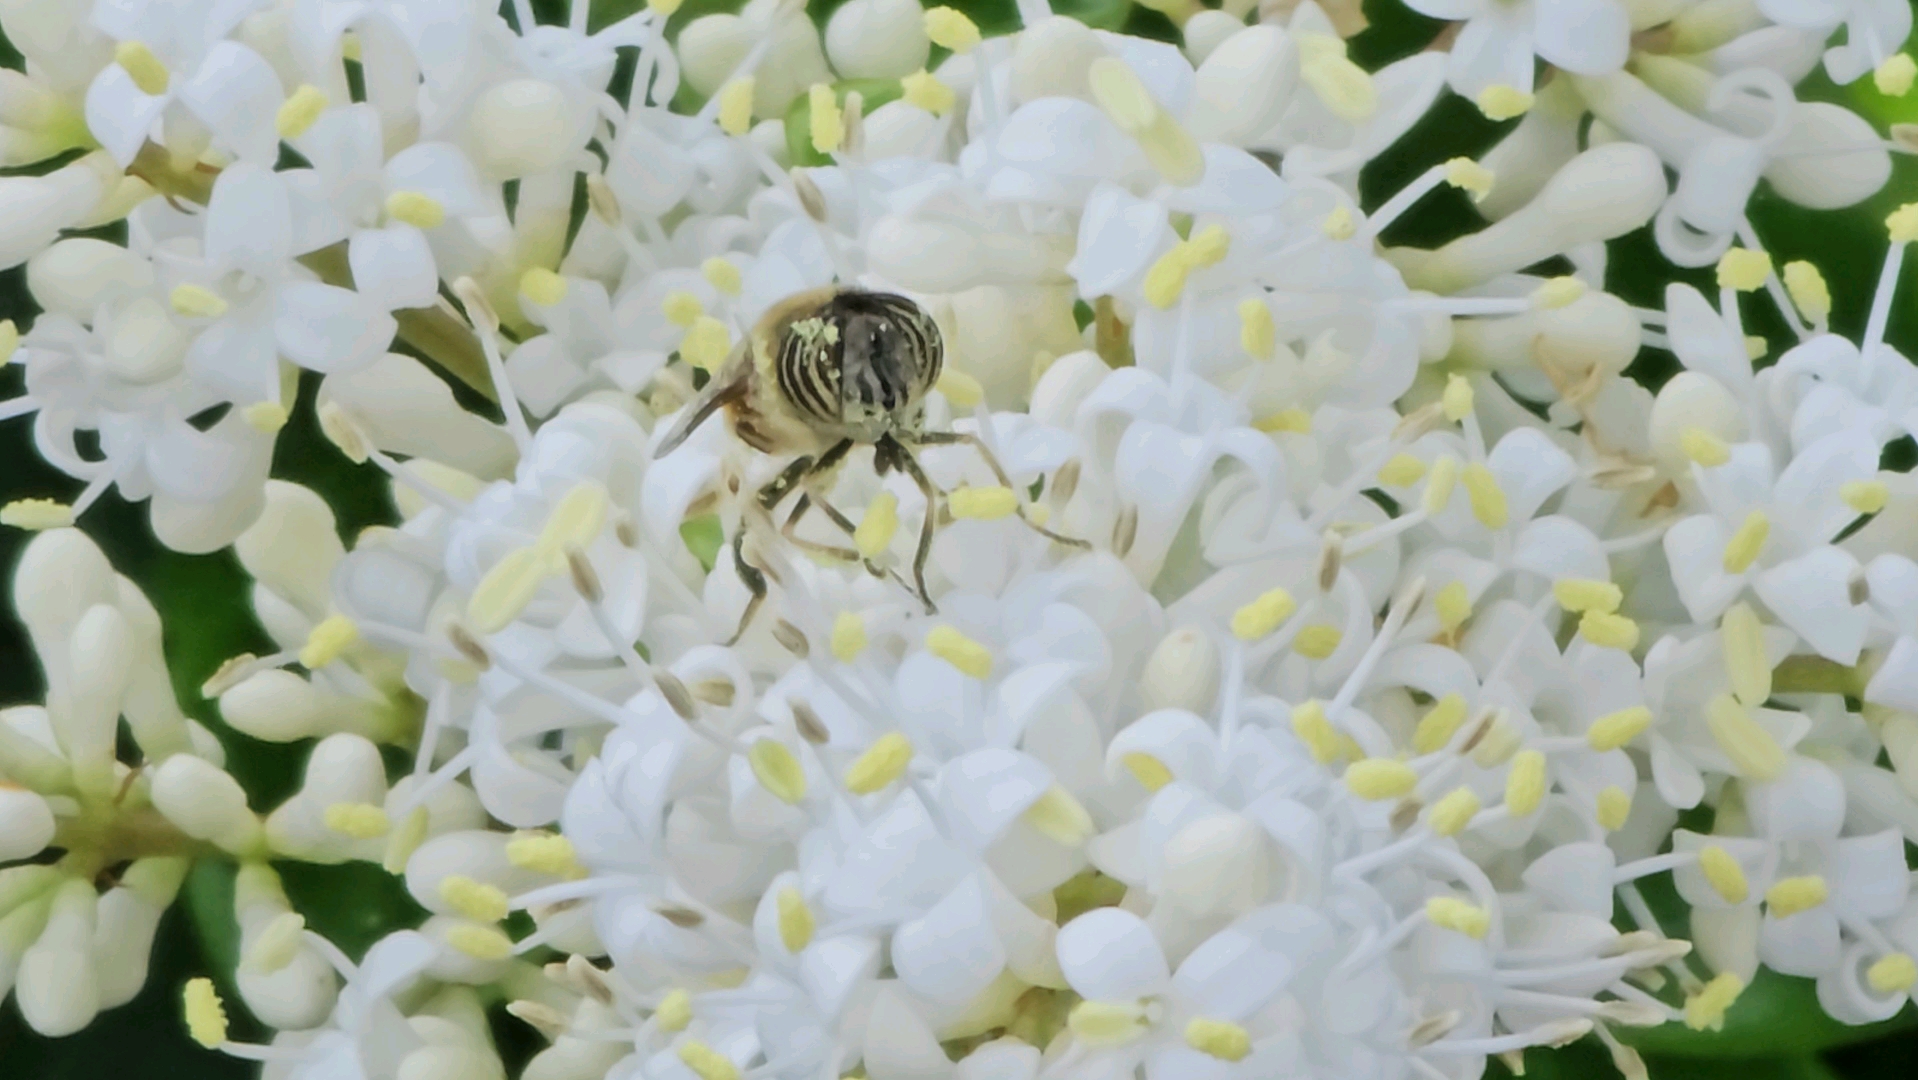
[914,431,1092,549]
[882,436,941,616]
[780,493,864,565]
[790,489,924,594]
[725,526,770,647]
[756,454,818,514]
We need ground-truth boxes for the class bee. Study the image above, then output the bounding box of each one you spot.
[654,285,1084,642]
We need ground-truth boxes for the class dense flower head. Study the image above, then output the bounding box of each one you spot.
[0,0,1914,1075]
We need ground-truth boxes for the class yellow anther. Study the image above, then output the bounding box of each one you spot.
[1427,786,1480,836]
[1321,204,1357,240]
[1297,33,1375,122]
[1441,373,1475,422]
[1842,479,1889,515]
[844,733,913,795]
[1722,510,1770,574]
[1587,706,1651,751]
[1461,463,1507,528]
[808,83,844,155]
[936,367,984,408]
[506,833,583,877]
[927,625,993,679]
[830,611,867,662]
[184,978,228,1048]
[299,614,360,669]
[467,546,545,634]
[648,0,683,14]
[384,190,445,230]
[655,988,693,1031]
[1531,276,1586,309]
[1595,785,1632,831]
[1231,587,1297,642]
[170,283,229,318]
[0,320,16,363]
[1698,844,1749,904]
[242,401,288,433]
[1876,53,1917,96]
[1684,972,1743,1031]
[1868,953,1918,995]
[1721,602,1771,707]
[1293,624,1343,659]
[663,291,705,327]
[276,84,328,138]
[1680,427,1731,467]
[1068,1000,1151,1046]
[776,886,814,952]
[1233,297,1277,360]
[440,875,510,922]
[1764,875,1828,918]
[1185,224,1229,267]
[323,802,390,839]
[1412,694,1469,755]
[1554,578,1622,614]
[536,482,608,557]
[1378,453,1427,488]
[1476,83,1533,120]
[1505,750,1546,816]
[1291,700,1342,764]
[1087,57,1203,186]
[1705,693,1786,780]
[1472,713,1521,767]
[949,485,1019,520]
[1425,896,1491,939]
[1022,785,1094,845]
[1345,758,1418,800]
[1742,336,1764,362]
[1142,245,1194,310]
[855,491,899,558]
[717,77,755,136]
[922,6,981,52]
[383,806,430,874]
[1782,261,1830,324]
[748,740,807,804]
[243,912,307,975]
[1434,581,1472,635]
[1579,610,1640,652]
[0,499,73,531]
[1121,752,1174,792]
[1442,157,1494,202]
[1422,456,1459,516]
[520,267,567,307]
[1888,203,1918,245]
[901,69,956,115]
[680,315,732,372]
[115,40,170,95]
[1253,408,1311,435]
[700,257,741,295]
[678,1041,740,1080]
[1716,248,1771,292]
[1184,1017,1252,1061]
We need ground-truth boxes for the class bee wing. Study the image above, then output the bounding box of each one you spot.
[652,346,750,460]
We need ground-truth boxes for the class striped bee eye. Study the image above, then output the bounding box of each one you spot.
[772,290,942,429]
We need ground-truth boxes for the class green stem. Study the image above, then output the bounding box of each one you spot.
[1771,656,1864,697]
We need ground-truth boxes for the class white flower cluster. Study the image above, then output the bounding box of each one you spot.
[0,0,1915,1075]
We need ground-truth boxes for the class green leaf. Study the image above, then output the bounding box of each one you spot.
[182,861,242,993]
[277,860,429,962]
[785,77,909,166]
[1620,969,1917,1058]
[680,512,726,572]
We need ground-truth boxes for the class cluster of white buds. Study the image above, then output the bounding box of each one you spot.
[0,0,1913,1075]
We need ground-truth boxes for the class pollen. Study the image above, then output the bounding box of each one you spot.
[949,485,1019,520]
[678,1041,740,1080]
[775,886,814,952]
[506,832,583,877]
[1434,581,1472,636]
[655,988,693,1031]
[299,614,360,669]
[1427,786,1480,836]
[700,257,741,295]
[1228,297,1278,362]
[1345,758,1417,800]
[1230,587,1296,641]
[830,610,867,662]
[1142,244,1194,310]
[1121,751,1174,792]
[1531,275,1586,310]
[1291,700,1342,764]
[1684,972,1743,1031]
[1888,203,1918,245]
[844,732,913,794]
[275,84,328,138]
[1722,510,1770,574]
[170,283,229,319]
[1442,157,1494,202]
[1842,479,1889,515]
[1554,578,1622,614]
[1441,373,1475,422]
[1505,750,1546,816]
[115,40,170,95]
[324,801,391,839]
[748,739,807,804]
[1425,896,1491,939]
[242,401,288,433]
[1715,248,1772,292]
[901,69,956,115]
[183,978,228,1049]
[1586,706,1651,751]
[808,83,844,155]
[1595,786,1632,831]
[1721,602,1771,707]
[1782,260,1831,324]
[440,875,510,922]
[680,315,732,372]
[1069,1000,1151,1045]
[1764,875,1829,918]
[1876,53,1917,97]
[927,625,993,679]
[467,546,545,634]
[1298,33,1375,123]
[855,491,899,559]
[1579,610,1639,652]
[1476,83,1533,120]
[0,499,74,531]
[1698,844,1748,904]
[1185,1017,1252,1061]
[1705,693,1786,780]
[717,77,755,136]
[1868,953,1918,995]
[1461,463,1507,529]
[1321,204,1356,240]
[1293,624,1342,659]
[1378,453,1427,488]
[1413,693,1469,754]
[922,6,981,52]
[385,190,446,229]
[1022,785,1094,845]
[1679,427,1730,467]
[0,320,16,363]
[1422,455,1458,516]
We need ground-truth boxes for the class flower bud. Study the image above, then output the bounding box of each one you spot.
[63,603,135,796]
[17,878,99,1036]
[0,784,55,862]
[25,238,153,321]
[861,100,941,158]
[14,528,117,657]
[399,1044,508,1080]
[236,482,347,621]
[1647,371,1745,475]
[1011,15,1105,104]
[1763,103,1890,211]
[1182,10,1245,65]
[0,151,116,270]
[1451,290,1641,382]
[100,295,189,386]
[825,0,929,79]
[1187,26,1297,145]
[319,354,519,481]
[1162,812,1269,916]
[1139,625,1220,715]
[151,755,263,855]
[264,733,392,859]
[678,14,755,98]
[468,80,586,180]
[221,668,384,743]
[93,857,187,1008]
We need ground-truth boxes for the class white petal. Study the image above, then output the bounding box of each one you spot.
[1532,0,1629,74]
[937,748,1050,850]
[348,225,440,311]
[205,162,293,274]
[1752,548,1868,664]
[177,41,285,166]
[1054,907,1170,1000]
[1521,842,1617,917]
[891,875,1007,1005]
[273,282,398,373]
[1172,904,1328,1018]
[84,68,167,166]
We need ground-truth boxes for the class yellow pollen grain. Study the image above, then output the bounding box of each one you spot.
[1427,786,1480,836]
[1476,83,1533,120]
[1680,427,1731,468]
[1291,700,1341,764]
[844,732,913,795]
[1422,455,1459,516]
[1698,844,1748,904]
[439,875,510,922]
[747,740,807,804]
[1231,587,1296,642]
[1722,510,1769,574]
[115,40,170,95]
[808,83,844,155]
[1842,479,1889,515]
[1345,757,1418,800]
[385,190,445,229]
[1579,610,1640,652]
[1413,693,1469,755]
[506,833,582,877]
[1888,203,1918,245]
[1587,706,1651,751]
[1705,693,1786,780]
[949,485,1019,520]
[275,84,328,138]
[1721,602,1771,707]
[1461,463,1507,529]
[1023,785,1094,845]
[1553,578,1622,614]
[855,491,898,558]
[1425,896,1491,939]
[927,624,993,679]
[183,978,227,1048]
[1254,408,1311,435]
[717,77,755,136]
[1782,261,1831,324]
[776,886,814,952]
[1595,785,1632,831]
[1184,1017,1252,1061]
[1441,373,1474,422]
[1442,157,1494,202]
[901,69,956,115]
[520,267,567,307]
[1869,953,1918,995]
[1121,751,1174,792]
[1764,875,1828,918]
[1238,297,1276,359]
[1293,624,1342,659]
[1531,275,1586,309]
[1,499,73,531]
[678,1040,740,1080]
[299,614,360,669]
[830,610,867,662]
[679,315,732,372]
[1505,750,1546,816]
[700,257,742,295]
[655,988,693,1031]
[323,802,390,839]
[1876,53,1917,97]
[922,6,981,52]
[1377,453,1427,488]
[1716,248,1772,292]
[1684,972,1743,1031]
[1434,581,1472,635]
[170,283,229,319]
